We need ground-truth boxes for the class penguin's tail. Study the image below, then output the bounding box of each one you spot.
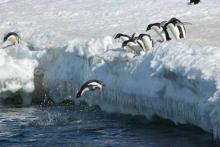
[182,22,192,25]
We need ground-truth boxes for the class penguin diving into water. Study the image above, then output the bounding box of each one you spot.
[76,80,104,98]
[2,32,21,48]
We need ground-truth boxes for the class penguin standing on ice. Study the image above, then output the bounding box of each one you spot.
[164,20,181,40]
[189,0,200,5]
[76,80,104,98]
[146,23,170,42]
[169,18,186,39]
[137,34,154,52]
[121,33,143,55]
[2,32,21,48]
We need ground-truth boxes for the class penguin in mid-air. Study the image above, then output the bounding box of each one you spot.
[2,32,21,48]
[76,80,104,98]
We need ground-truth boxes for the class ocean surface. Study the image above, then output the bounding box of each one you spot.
[0,103,218,147]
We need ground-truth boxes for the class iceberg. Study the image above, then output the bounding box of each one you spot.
[31,36,220,138]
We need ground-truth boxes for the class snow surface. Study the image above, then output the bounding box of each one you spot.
[1,0,220,138]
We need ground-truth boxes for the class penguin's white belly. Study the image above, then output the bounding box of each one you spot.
[8,36,19,45]
[142,37,153,51]
[120,37,130,42]
[81,87,90,96]
[160,32,166,42]
[152,27,165,42]
[137,39,145,51]
[167,24,180,40]
[2,36,19,48]
[88,82,102,90]
[126,42,142,55]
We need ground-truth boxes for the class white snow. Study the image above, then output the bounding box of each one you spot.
[0,45,38,104]
[0,0,220,138]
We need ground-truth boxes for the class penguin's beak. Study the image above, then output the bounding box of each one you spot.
[146,26,150,31]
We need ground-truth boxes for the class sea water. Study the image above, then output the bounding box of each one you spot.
[0,103,218,147]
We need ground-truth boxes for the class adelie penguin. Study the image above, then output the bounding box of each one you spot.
[164,19,181,40]
[121,33,143,55]
[189,0,200,5]
[146,22,171,42]
[137,34,154,52]
[169,18,186,39]
[2,32,21,48]
[164,18,186,40]
[114,33,131,41]
[76,80,104,98]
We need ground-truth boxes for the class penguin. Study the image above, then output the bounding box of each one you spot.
[164,20,181,40]
[167,18,186,39]
[163,28,172,41]
[189,0,200,5]
[76,80,104,98]
[114,33,131,40]
[170,18,186,39]
[122,33,143,55]
[146,23,167,42]
[169,18,182,25]
[3,32,21,48]
[122,39,142,55]
[137,34,154,52]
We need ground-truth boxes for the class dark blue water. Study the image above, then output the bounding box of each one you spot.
[0,104,218,147]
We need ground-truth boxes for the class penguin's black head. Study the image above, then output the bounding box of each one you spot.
[169,18,181,25]
[114,33,120,39]
[146,25,151,31]
[138,33,151,39]
[76,92,81,98]
[146,23,161,31]
[3,32,19,42]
